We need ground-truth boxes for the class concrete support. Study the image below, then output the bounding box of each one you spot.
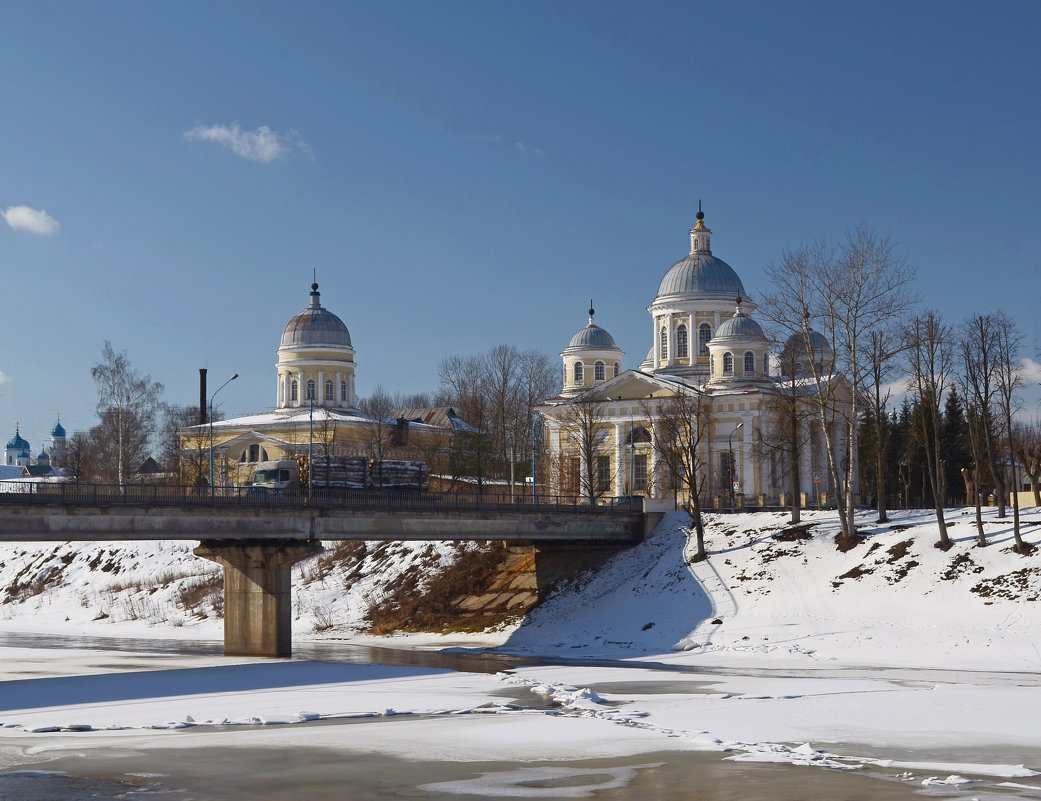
[194,539,323,657]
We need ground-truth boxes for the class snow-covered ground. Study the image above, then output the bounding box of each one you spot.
[2,505,1041,795]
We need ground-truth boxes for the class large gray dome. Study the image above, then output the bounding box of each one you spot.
[656,254,746,300]
[785,329,831,352]
[280,283,352,349]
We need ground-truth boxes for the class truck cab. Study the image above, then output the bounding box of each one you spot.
[251,460,299,490]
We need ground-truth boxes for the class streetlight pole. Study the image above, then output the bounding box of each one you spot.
[209,373,239,498]
[728,422,744,513]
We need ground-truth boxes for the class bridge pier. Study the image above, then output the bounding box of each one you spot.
[195,539,323,658]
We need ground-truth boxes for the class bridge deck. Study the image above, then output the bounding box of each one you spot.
[0,484,645,544]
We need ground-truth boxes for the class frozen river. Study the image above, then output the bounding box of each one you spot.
[1,633,1040,800]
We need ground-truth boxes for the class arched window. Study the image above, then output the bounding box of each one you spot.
[341,381,348,402]
[594,361,605,381]
[763,353,770,375]
[627,426,652,444]
[325,380,334,401]
[676,324,688,358]
[699,323,712,357]
[248,444,260,463]
[306,379,316,401]
[573,362,584,383]
[613,362,619,377]
[744,352,755,374]
[659,327,668,360]
[291,380,299,402]
[710,354,715,374]
[723,352,734,375]
[693,237,699,250]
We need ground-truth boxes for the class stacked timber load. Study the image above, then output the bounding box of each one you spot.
[309,456,428,490]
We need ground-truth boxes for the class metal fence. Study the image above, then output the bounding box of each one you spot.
[0,482,644,514]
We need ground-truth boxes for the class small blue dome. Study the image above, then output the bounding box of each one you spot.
[51,421,66,438]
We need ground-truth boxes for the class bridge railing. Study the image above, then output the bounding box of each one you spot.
[0,482,643,514]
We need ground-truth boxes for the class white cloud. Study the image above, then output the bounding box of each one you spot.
[0,371,10,385]
[514,141,544,157]
[183,123,310,163]
[1020,357,1041,384]
[2,206,60,235]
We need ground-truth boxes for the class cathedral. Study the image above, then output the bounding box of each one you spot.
[537,209,854,507]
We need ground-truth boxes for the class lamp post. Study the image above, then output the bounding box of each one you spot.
[209,373,239,498]
[531,413,541,501]
[728,422,744,513]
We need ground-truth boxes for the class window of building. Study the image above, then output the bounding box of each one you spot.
[306,380,316,401]
[613,362,619,377]
[744,351,755,374]
[763,353,770,376]
[594,361,605,381]
[698,323,712,357]
[627,426,652,444]
[573,362,584,383]
[566,457,581,495]
[633,454,648,493]
[341,381,348,402]
[291,380,298,402]
[595,455,612,494]
[723,352,734,375]
[325,380,334,401]
[677,324,688,358]
[659,327,668,360]
[693,237,699,250]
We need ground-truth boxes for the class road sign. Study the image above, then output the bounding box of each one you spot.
[813,470,822,484]
[732,480,741,492]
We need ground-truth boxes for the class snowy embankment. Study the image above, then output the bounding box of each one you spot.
[2,505,1041,787]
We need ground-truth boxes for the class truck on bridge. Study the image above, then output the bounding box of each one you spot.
[251,457,429,493]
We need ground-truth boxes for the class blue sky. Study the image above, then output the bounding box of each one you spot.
[1,0,1039,452]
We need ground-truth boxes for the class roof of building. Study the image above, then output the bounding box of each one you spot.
[653,215,746,302]
[280,283,352,350]
[785,328,832,352]
[391,407,479,433]
[51,420,66,438]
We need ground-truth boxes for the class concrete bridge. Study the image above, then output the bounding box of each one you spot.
[0,485,651,657]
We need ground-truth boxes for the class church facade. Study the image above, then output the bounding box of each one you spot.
[537,210,854,508]
[182,283,458,489]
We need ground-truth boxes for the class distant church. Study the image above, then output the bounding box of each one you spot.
[185,282,463,489]
[4,420,65,469]
[537,209,854,506]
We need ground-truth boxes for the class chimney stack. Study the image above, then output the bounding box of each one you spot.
[199,369,208,425]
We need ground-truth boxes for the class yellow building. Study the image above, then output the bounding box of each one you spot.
[538,209,854,507]
[181,282,455,489]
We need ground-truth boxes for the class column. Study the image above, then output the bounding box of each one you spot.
[614,421,626,496]
[666,313,676,367]
[195,540,324,657]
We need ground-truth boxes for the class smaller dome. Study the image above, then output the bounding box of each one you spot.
[786,329,831,351]
[564,304,622,352]
[36,450,48,460]
[51,421,66,438]
[568,323,618,350]
[712,298,766,342]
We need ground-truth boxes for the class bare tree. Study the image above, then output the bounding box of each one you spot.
[90,342,163,486]
[992,312,1029,552]
[761,229,916,546]
[438,354,490,489]
[1014,421,1041,508]
[904,311,954,548]
[359,385,396,486]
[644,385,712,560]
[960,379,989,546]
[960,314,1007,518]
[864,328,906,523]
[161,404,219,486]
[560,395,611,504]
